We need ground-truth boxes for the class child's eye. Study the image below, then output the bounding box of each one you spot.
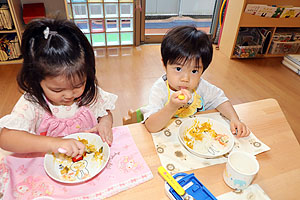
[52,90,63,93]
[73,82,86,89]
[192,69,199,74]
[176,67,182,72]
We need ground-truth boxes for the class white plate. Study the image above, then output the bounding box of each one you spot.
[178,117,234,158]
[44,132,110,183]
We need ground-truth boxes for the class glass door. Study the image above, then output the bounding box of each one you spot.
[138,0,220,44]
[65,0,135,48]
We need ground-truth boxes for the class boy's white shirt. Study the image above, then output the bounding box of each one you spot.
[0,87,117,134]
[140,76,228,122]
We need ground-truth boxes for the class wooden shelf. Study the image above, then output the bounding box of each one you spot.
[240,13,300,28]
[0,58,22,64]
[231,54,287,59]
[219,0,300,59]
[0,0,23,65]
[0,29,17,33]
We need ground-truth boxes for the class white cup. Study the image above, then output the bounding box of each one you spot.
[223,151,259,190]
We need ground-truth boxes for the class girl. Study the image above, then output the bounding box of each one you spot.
[141,26,250,137]
[0,18,117,158]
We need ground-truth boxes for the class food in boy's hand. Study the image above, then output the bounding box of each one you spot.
[178,94,185,100]
[183,119,230,154]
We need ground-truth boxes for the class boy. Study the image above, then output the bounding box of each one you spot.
[141,26,249,137]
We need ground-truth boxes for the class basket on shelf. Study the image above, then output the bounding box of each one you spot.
[268,40,300,54]
[234,41,262,58]
[234,27,263,58]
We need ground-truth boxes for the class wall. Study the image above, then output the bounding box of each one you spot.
[146,0,216,16]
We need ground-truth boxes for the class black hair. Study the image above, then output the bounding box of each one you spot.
[161,26,213,72]
[17,18,97,114]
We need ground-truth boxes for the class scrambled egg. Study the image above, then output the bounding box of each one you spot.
[183,119,229,150]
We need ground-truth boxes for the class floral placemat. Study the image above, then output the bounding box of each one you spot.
[151,112,270,173]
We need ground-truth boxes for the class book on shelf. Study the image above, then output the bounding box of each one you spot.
[0,34,21,61]
[0,4,13,30]
[293,7,300,17]
[0,10,4,29]
[255,5,278,18]
[282,59,300,75]
[280,7,299,18]
[244,4,300,18]
[271,6,285,18]
[0,9,7,29]
[0,50,7,61]
[244,4,262,15]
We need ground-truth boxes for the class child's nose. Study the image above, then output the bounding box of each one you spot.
[63,90,74,99]
[181,72,190,82]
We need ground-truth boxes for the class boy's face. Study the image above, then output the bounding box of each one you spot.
[165,59,203,92]
[40,75,86,106]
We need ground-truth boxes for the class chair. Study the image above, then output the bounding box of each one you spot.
[122,108,144,125]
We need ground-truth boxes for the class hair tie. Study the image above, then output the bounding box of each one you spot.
[43,27,58,39]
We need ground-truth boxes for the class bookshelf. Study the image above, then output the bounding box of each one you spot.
[0,0,24,64]
[219,0,300,59]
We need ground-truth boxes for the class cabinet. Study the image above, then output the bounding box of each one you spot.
[0,0,24,64]
[219,0,300,58]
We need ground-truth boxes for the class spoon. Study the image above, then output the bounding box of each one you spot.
[158,166,195,200]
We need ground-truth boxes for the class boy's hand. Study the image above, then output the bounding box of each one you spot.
[169,89,192,109]
[52,138,85,158]
[85,121,113,146]
[230,119,250,138]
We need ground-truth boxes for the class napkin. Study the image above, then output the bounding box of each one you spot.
[0,126,153,200]
[151,112,270,173]
[217,184,271,200]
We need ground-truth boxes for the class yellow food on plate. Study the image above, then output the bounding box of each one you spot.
[54,137,104,180]
[183,119,229,151]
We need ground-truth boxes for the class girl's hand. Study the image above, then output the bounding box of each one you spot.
[52,138,85,158]
[169,89,192,109]
[85,120,113,146]
[230,119,250,138]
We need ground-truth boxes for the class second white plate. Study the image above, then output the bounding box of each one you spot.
[178,117,234,158]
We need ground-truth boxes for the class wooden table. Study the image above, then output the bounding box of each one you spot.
[108,98,300,200]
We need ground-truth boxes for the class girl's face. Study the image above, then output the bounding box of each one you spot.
[40,75,86,106]
[166,59,203,92]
